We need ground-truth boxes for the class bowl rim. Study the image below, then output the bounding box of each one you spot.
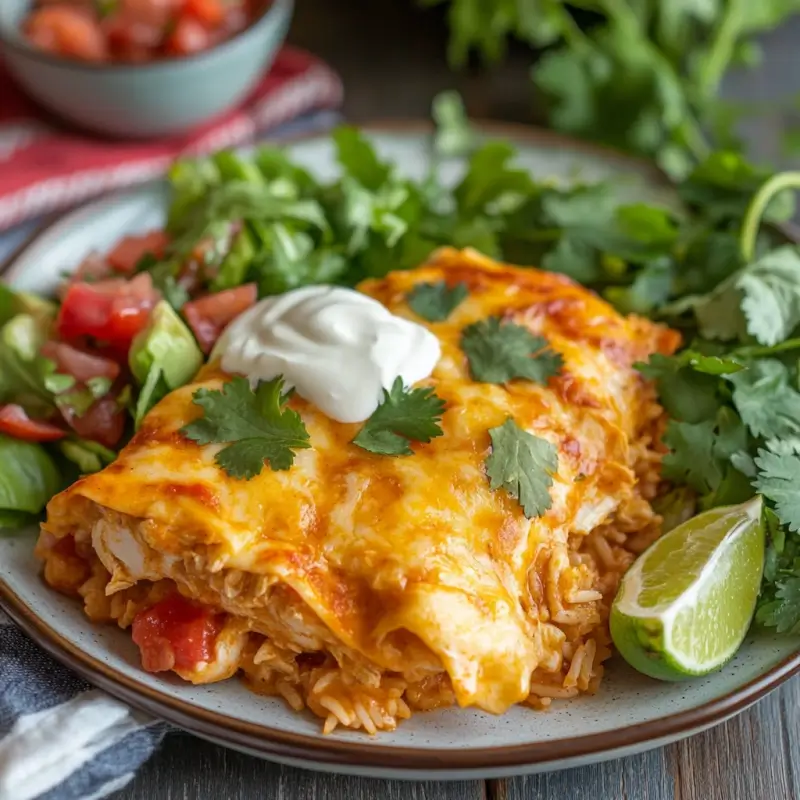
[0,0,293,74]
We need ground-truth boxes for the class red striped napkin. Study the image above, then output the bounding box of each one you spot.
[0,47,343,231]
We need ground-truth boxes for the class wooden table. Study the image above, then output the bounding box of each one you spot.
[120,2,800,797]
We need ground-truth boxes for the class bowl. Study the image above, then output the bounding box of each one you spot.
[0,0,294,139]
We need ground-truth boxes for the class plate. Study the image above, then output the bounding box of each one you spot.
[2,124,799,780]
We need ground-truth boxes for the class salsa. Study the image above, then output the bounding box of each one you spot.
[131,594,223,672]
[24,0,264,62]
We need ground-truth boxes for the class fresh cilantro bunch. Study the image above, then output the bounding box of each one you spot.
[422,0,800,177]
[632,167,800,636]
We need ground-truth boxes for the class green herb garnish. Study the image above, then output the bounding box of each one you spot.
[485,418,558,519]
[181,376,310,479]
[407,281,468,322]
[754,448,800,533]
[461,317,563,384]
[352,377,445,456]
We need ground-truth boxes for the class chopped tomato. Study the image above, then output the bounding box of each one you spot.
[184,0,225,26]
[183,283,257,354]
[71,252,113,285]
[164,15,215,56]
[57,273,159,357]
[220,2,249,36]
[103,11,166,58]
[132,594,222,673]
[61,396,125,448]
[107,231,169,274]
[41,341,121,383]
[0,405,66,442]
[25,7,107,62]
[121,0,182,26]
[26,0,256,62]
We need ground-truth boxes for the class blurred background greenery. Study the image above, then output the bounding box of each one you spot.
[290,1,800,177]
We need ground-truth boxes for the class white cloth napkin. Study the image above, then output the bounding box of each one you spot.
[0,610,165,800]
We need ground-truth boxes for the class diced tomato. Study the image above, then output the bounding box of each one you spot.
[41,341,121,383]
[0,405,66,442]
[107,231,169,274]
[61,396,125,448]
[122,0,182,25]
[184,0,225,26]
[25,7,108,62]
[164,15,214,56]
[71,252,113,286]
[220,1,249,36]
[57,273,159,357]
[132,594,222,673]
[27,0,256,62]
[183,283,257,354]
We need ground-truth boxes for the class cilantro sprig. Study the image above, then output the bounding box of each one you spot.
[407,281,468,322]
[461,317,563,385]
[485,418,558,519]
[181,376,310,479]
[754,449,800,534]
[429,3,800,182]
[352,378,445,456]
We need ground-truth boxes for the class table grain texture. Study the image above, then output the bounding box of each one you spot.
[119,2,800,797]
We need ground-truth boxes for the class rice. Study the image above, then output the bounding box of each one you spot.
[528,683,580,699]
[276,679,305,712]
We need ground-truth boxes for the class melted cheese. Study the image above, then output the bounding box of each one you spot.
[42,248,679,714]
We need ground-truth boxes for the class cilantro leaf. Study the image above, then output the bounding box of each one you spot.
[181,376,310,479]
[636,352,723,423]
[738,246,800,346]
[604,258,673,315]
[432,91,476,158]
[541,183,619,229]
[755,578,800,634]
[333,127,392,192]
[661,419,722,494]
[754,448,800,532]
[540,235,600,284]
[681,351,745,375]
[352,378,445,456]
[454,142,533,217]
[681,152,795,224]
[729,360,800,439]
[485,418,558,518]
[682,246,800,346]
[407,281,468,322]
[461,317,563,384]
[661,407,750,498]
[253,223,347,296]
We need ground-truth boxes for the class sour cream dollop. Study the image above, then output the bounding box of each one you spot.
[212,286,441,423]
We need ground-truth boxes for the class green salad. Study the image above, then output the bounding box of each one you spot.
[2,95,800,640]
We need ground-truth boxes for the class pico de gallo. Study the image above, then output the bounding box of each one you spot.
[23,0,265,63]
[0,225,256,455]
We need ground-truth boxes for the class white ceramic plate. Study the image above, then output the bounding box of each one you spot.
[2,124,799,780]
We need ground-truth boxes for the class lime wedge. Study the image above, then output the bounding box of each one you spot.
[610,496,765,681]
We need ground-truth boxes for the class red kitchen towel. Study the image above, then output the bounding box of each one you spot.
[0,46,343,231]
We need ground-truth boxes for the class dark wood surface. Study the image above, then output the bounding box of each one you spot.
[118,2,800,798]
